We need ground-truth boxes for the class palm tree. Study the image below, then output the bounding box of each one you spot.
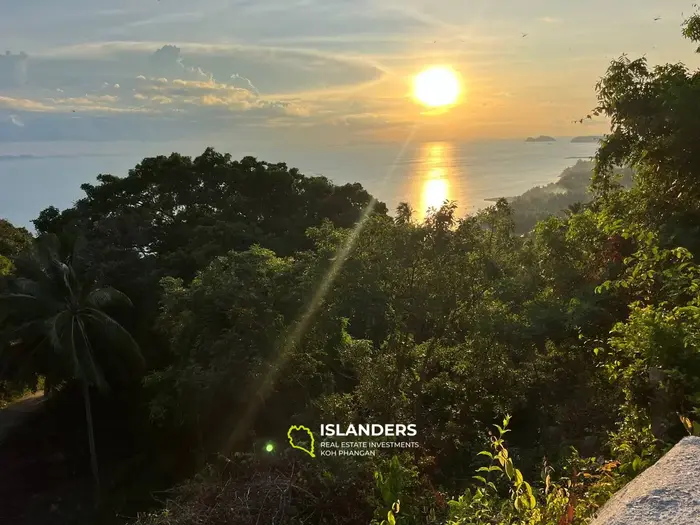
[0,234,143,505]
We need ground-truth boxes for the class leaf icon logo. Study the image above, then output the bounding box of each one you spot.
[287,425,316,458]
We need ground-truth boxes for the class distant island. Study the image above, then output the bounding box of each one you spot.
[571,135,603,143]
[525,135,556,143]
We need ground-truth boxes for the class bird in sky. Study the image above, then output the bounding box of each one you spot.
[654,17,661,21]
[522,33,528,38]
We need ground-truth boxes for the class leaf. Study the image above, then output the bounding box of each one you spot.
[505,459,515,479]
[387,511,396,525]
[567,503,575,522]
[477,451,494,459]
[525,482,534,498]
[679,414,693,434]
[632,457,642,472]
[472,475,487,484]
[528,494,536,509]
[514,469,524,485]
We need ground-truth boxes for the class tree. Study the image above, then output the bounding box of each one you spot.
[30,149,388,371]
[0,219,32,277]
[33,149,387,284]
[0,234,143,505]
[592,12,700,251]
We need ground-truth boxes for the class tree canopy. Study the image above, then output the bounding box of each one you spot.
[3,12,700,525]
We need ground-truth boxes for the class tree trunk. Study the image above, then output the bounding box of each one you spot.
[82,379,100,507]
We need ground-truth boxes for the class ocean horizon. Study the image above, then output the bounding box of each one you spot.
[0,137,599,229]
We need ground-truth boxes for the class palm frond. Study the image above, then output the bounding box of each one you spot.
[84,308,144,367]
[68,235,94,278]
[79,270,98,304]
[76,316,109,392]
[45,310,81,377]
[87,287,134,310]
[0,293,43,322]
[0,319,47,346]
[8,278,46,298]
[4,278,64,312]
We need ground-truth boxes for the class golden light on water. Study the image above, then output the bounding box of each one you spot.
[415,142,460,220]
[422,173,450,213]
[412,66,461,108]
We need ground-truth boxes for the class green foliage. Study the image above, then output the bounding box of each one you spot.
[0,219,32,279]
[12,15,700,523]
[443,416,650,525]
[0,219,32,258]
[507,161,633,234]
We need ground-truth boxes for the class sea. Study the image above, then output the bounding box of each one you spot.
[0,138,599,229]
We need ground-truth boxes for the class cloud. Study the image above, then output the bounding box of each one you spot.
[539,16,561,23]
[230,74,260,95]
[0,96,55,111]
[22,42,385,95]
[8,115,24,127]
[0,40,391,142]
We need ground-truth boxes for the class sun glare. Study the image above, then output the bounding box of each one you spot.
[412,66,461,108]
[422,176,449,212]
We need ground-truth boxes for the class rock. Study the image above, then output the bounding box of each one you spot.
[590,436,700,525]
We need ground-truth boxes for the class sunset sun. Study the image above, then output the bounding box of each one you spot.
[412,66,461,108]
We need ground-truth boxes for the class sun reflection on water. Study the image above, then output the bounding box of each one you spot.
[416,142,459,221]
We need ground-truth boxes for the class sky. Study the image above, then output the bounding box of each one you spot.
[0,0,699,146]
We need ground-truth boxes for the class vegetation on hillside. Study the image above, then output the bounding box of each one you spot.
[507,160,634,234]
[1,11,700,525]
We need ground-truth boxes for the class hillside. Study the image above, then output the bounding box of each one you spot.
[492,160,634,233]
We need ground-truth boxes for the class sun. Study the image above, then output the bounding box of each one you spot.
[412,66,461,108]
